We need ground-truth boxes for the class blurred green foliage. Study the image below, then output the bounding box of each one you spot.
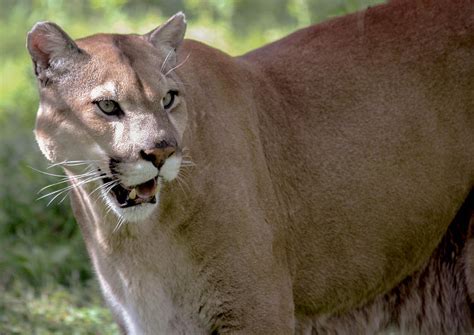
[0,0,383,332]
[0,281,119,334]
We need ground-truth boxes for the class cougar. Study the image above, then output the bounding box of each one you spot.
[27,0,473,333]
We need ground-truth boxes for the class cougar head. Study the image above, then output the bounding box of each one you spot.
[27,13,189,222]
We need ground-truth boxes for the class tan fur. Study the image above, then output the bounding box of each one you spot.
[28,1,474,334]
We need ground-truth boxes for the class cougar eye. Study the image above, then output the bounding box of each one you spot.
[163,91,177,110]
[95,100,121,116]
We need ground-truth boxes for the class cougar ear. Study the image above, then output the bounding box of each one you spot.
[27,22,81,83]
[145,12,187,52]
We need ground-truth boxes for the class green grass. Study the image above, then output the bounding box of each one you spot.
[0,282,118,335]
[0,0,384,332]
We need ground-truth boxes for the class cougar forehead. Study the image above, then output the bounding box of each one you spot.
[75,34,169,104]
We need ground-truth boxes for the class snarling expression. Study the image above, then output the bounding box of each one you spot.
[28,14,189,222]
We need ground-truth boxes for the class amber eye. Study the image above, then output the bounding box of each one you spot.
[95,100,121,115]
[162,91,177,110]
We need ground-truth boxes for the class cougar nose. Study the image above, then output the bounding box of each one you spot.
[140,140,176,169]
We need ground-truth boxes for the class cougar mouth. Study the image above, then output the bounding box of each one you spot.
[102,176,159,208]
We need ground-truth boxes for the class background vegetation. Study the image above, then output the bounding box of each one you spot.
[0,0,383,333]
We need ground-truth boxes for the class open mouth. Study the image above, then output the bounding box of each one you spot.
[102,176,159,208]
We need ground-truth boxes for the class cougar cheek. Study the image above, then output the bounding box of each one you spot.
[159,155,181,181]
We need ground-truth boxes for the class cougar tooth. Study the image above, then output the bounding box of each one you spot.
[129,188,137,200]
